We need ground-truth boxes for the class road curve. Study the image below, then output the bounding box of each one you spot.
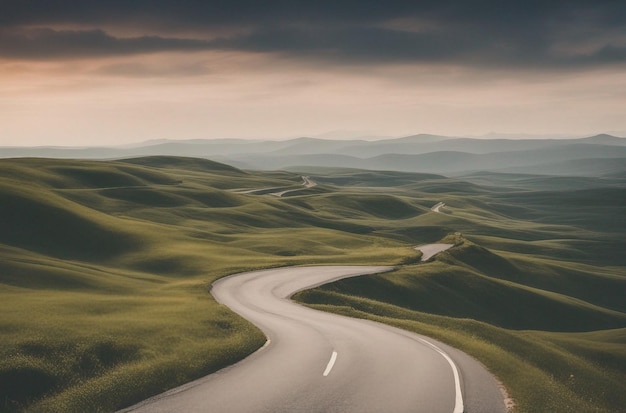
[272,175,317,197]
[432,202,446,212]
[120,266,506,413]
[416,243,454,261]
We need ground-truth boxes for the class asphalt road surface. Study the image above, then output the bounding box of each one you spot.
[121,266,506,413]
[432,202,446,212]
[416,243,454,261]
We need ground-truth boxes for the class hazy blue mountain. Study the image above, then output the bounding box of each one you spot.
[261,137,362,156]
[498,158,626,177]
[336,137,550,157]
[2,133,625,177]
[576,134,626,146]
[369,144,626,174]
[457,171,625,191]
[224,153,365,170]
[333,134,626,157]
[224,142,626,176]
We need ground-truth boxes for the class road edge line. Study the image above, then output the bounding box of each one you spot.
[414,337,464,413]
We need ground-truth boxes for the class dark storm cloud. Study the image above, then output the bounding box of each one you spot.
[211,25,626,68]
[95,61,213,78]
[1,0,624,68]
[2,1,429,27]
[0,28,210,59]
[210,26,536,65]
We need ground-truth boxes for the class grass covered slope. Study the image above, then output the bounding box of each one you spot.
[291,170,626,413]
[1,159,625,412]
[0,157,417,412]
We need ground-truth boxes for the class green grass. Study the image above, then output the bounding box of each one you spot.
[290,169,626,412]
[295,237,626,411]
[0,157,413,412]
[299,300,626,412]
[295,200,626,413]
[1,282,266,412]
[1,159,625,412]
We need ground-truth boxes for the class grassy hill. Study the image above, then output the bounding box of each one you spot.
[0,157,417,412]
[291,169,626,413]
[0,158,625,412]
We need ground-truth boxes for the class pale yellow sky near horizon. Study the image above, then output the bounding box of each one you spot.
[2,50,625,146]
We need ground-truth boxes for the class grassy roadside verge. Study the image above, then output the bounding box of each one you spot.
[302,300,626,412]
[295,237,626,413]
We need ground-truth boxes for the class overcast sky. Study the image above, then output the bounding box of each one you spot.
[1,0,625,145]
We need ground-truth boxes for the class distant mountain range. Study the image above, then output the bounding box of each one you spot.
[2,133,626,177]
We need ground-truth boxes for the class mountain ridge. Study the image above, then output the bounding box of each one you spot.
[2,133,625,177]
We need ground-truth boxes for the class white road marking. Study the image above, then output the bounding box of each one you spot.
[323,351,338,377]
[413,337,464,413]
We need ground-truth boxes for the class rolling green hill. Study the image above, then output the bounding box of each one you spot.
[1,158,625,412]
[0,157,415,412]
[291,169,626,413]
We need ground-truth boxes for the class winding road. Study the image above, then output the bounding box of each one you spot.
[121,265,506,413]
[233,176,317,197]
[272,176,317,197]
[431,202,446,213]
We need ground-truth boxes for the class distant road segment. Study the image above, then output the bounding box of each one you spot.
[432,202,445,212]
[272,175,317,197]
[416,243,454,261]
[120,266,505,413]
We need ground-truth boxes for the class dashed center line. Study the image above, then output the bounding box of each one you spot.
[323,351,338,377]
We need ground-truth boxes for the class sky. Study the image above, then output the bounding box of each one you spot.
[1,1,625,146]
